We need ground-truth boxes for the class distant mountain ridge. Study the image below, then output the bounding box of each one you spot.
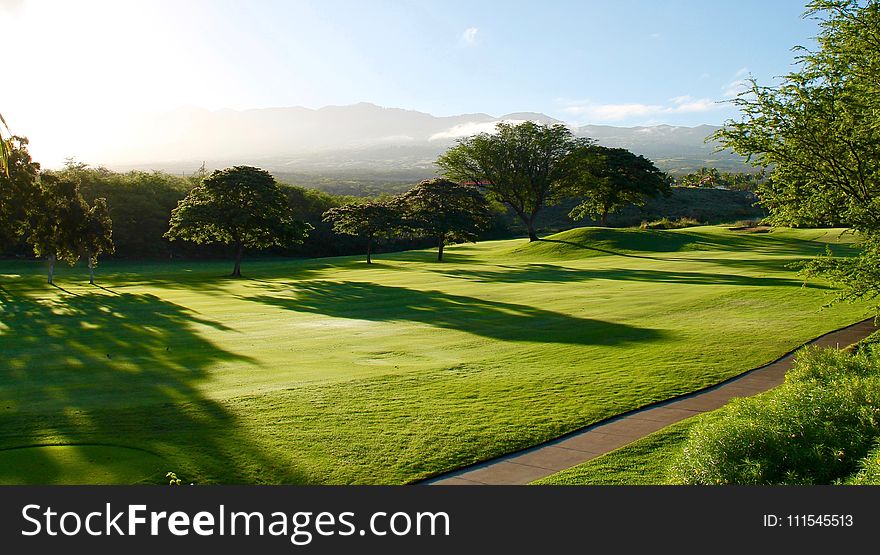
[106,102,748,177]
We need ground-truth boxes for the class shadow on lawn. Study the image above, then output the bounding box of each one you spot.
[245,280,668,346]
[437,264,829,288]
[532,229,858,259]
[0,287,298,484]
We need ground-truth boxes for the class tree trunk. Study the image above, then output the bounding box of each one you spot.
[601,209,609,227]
[511,208,540,242]
[88,256,95,285]
[437,237,445,262]
[366,235,373,264]
[47,254,56,285]
[526,219,539,242]
[232,243,243,277]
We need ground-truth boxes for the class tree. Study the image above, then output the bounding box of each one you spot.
[81,197,114,284]
[713,0,880,311]
[565,146,671,226]
[164,166,310,277]
[436,121,590,241]
[0,137,40,249]
[322,199,400,264]
[26,175,90,284]
[398,178,492,261]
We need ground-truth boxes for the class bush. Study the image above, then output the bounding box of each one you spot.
[639,216,702,230]
[846,442,880,485]
[855,330,880,359]
[669,347,880,484]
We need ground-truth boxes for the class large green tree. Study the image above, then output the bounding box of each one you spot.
[26,175,91,284]
[398,178,492,261]
[322,199,400,264]
[436,121,590,241]
[714,0,880,311]
[165,166,310,277]
[566,146,671,226]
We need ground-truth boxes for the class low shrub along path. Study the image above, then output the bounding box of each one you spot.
[422,318,878,485]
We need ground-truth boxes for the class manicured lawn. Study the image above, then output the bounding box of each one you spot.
[0,226,870,484]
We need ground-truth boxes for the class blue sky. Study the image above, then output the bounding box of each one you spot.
[3,0,818,162]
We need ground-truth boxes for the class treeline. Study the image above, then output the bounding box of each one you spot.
[0,138,767,268]
[0,148,436,262]
[674,167,768,192]
[1,121,769,279]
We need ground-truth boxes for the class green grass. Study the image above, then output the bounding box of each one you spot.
[532,417,705,485]
[0,226,870,484]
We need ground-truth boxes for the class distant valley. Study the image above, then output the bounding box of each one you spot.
[106,102,750,195]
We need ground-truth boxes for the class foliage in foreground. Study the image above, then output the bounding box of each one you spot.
[715,0,880,315]
[845,442,880,484]
[802,236,880,314]
[669,346,880,484]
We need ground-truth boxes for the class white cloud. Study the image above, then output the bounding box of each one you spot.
[560,95,719,123]
[429,119,527,141]
[723,68,752,98]
[461,27,479,45]
[722,81,748,98]
[649,32,662,39]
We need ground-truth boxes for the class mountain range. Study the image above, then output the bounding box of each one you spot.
[107,102,749,179]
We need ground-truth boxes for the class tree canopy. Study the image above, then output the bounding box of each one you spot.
[165,165,311,277]
[436,121,590,241]
[26,175,92,284]
[322,199,400,264]
[565,146,671,226]
[398,178,492,261]
[714,0,880,311]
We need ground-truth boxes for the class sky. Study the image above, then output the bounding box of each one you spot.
[2,0,820,165]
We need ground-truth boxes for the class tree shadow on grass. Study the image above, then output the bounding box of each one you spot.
[0,287,298,484]
[535,229,857,259]
[376,251,484,265]
[245,280,668,346]
[436,264,829,288]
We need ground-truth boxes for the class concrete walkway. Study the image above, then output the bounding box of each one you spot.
[423,318,878,485]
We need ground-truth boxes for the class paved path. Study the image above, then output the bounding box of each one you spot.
[423,318,878,485]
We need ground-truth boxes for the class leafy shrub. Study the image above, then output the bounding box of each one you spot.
[639,216,702,230]
[855,330,880,358]
[669,347,880,484]
[845,442,880,485]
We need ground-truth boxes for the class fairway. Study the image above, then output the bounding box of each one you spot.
[0,226,870,484]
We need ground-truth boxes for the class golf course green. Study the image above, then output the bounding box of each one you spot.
[0,225,870,484]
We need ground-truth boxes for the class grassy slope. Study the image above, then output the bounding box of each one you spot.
[0,226,870,484]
